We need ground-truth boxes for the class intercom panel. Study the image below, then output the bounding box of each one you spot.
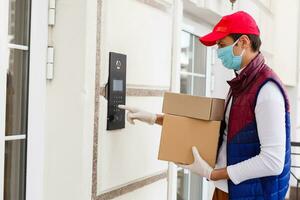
[106,52,126,130]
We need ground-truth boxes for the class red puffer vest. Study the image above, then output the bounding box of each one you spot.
[218,52,291,199]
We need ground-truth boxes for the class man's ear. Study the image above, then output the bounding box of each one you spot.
[239,35,251,49]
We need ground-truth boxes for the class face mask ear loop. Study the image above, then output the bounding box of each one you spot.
[240,48,245,56]
[231,39,240,56]
[233,39,239,46]
[232,38,245,57]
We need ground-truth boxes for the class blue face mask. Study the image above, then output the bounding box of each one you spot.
[216,39,245,70]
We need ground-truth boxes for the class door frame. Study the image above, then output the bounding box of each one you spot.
[169,5,214,199]
[26,0,48,199]
[180,24,213,200]
[0,0,10,198]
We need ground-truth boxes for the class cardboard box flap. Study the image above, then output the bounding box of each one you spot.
[162,92,224,121]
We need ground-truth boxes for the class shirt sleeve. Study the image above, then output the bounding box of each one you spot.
[227,81,286,185]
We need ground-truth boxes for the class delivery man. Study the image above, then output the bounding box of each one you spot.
[118,11,290,200]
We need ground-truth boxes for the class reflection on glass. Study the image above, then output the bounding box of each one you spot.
[189,172,203,200]
[194,37,207,75]
[4,140,26,200]
[193,77,206,96]
[180,74,192,95]
[8,0,31,45]
[181,31,193,73]
[177,169,189,200]
[6,49,29,136]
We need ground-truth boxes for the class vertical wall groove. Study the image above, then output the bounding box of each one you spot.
[92,0,103,198]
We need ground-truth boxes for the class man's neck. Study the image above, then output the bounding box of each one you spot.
[240,51,259,71]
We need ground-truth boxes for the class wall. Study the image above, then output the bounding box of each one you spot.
[42,0,172,199]
[272,0,299,87]
[96,0,172,199]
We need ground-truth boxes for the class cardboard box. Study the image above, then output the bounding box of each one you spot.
[162,92,224,121]
[158,92,225,167]
[158,114,221,167]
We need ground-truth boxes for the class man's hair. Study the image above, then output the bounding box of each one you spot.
[229,33,262,52]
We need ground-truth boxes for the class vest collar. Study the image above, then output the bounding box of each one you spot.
[227,52,266,96]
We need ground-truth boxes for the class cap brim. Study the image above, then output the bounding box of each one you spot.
[199,31,228,46]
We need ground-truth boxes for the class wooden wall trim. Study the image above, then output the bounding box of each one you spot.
[99,86,169,97]
[95,171,168,200]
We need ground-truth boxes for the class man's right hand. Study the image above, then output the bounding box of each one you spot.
[118,105,157,125]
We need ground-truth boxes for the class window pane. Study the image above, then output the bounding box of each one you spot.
[180,74,192,95]
[177,169,190,200]
[194,36,207,75]
[181,31,193,73]
[6,49,29,136]
[4,139,26,200]
[8,0,31,45]
[190,173,203,200]
[193,76,206,96]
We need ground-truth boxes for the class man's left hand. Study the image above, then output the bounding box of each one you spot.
[175,146,213,180]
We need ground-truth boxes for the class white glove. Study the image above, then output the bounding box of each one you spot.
[118,104,157,125]
[176,146,213,180]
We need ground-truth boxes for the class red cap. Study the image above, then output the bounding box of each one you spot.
[199,11,260,46]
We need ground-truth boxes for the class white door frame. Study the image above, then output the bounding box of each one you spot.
[0,0,48,199]
[169,3,214,199]
[168,0,183,200]
[26,0,48,199]
[0,0,9,198]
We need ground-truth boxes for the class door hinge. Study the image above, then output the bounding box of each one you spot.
[48,0,56,26]
[47,47,54,80]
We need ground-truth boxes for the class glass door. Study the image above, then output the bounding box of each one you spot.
[0,0,31,199]
[177,30,209,200]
